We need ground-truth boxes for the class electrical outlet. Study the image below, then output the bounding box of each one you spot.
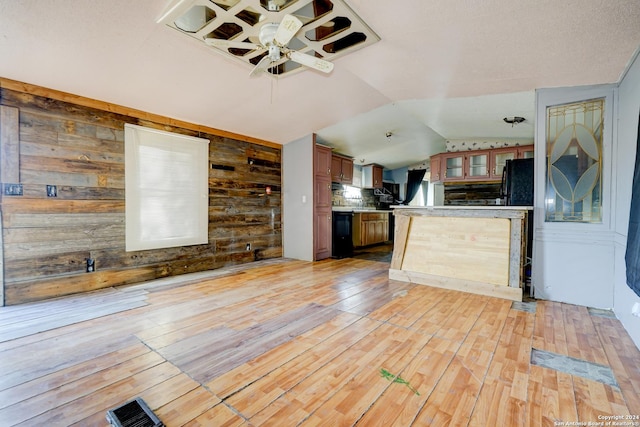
[3,183,23,196]
[46,185,57,197]
[246,243,251,251]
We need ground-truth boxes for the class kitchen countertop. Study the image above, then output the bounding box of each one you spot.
[331,207,393,213]
[391,205,533,211]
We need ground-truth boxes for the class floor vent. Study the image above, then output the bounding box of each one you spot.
[106,397,164,427]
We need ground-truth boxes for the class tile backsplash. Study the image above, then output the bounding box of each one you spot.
[332,187,377,208]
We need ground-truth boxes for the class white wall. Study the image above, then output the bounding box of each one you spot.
[282,135,314,261]
[613,48,640,348]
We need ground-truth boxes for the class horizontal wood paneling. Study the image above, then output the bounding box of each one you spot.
[0,81,282,304]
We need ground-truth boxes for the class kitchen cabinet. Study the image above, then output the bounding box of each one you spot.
[430,144,534,183]
[442,153,465,182]
[362,164,384,188]
[517,145,534,159]
[467,151,490,180]
[489,147,517,180]
[314,144,333,260]
[353,212,389,247]
[331,154,353,185]
[490,145,534,179]
[315,144,332,178]
[430,153,443,183]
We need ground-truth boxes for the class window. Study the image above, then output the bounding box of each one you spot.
[545,98,604,223]
[125,124,209,251]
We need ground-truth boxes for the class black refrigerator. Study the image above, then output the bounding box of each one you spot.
[501,158,534,206]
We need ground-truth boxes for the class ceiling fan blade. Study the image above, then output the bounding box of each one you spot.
[205,38,259,50]
[288,51,334,73]
[249,55,273,77]
[273,14,303,47]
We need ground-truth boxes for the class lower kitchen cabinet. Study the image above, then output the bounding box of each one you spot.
[353,212,389,247]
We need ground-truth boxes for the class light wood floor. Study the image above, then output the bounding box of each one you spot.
[1,256,639,426]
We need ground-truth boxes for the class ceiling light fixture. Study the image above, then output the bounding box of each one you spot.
[503,116,526,127]
[386,131,393,141]
[158,0,380,78]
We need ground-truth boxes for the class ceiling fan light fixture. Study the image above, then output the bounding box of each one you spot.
[503,116,526,127]
[159,0,380,77]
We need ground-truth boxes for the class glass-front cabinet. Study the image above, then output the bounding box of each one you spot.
[430,144,534,183]
[442,153,464,181]
[490,147,517,180]
[517,146,535,159]
[467,152,489,179]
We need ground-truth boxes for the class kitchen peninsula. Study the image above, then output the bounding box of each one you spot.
[390,206,532,301]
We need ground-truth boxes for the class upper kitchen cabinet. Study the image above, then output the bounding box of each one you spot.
[362,164,384,188]
[430,153,443,183]
[430,144,534,183]
[315,144,332,178]
[489,147,517,180]
[466,151,490,180]
[517,145,534,159]
[441,153,465,182]
[490,145,534,179]
[331,154,353,185]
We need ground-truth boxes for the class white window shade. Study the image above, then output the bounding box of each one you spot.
[125,124,209,251]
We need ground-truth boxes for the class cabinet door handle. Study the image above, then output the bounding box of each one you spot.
[327,168,331,175]
[327,183,331,190]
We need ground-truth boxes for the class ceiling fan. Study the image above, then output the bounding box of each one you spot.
[204,14,334,77]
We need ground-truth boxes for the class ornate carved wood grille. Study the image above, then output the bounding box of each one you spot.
[545,98,604,223]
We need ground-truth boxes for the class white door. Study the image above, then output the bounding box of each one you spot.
[532,84,616,308]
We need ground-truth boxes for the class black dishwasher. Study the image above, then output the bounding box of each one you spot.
[332,211,353,258]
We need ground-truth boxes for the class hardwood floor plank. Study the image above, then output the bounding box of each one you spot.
[411,356,483,426]
[71,373,202,426]
[592,316,640,413]
[573,376,630,421]
[561,304,609,365]
[222,317,383,418]
[532,301,569,356]
[355,336,460,427]
[14,362,181,426]
[525,365,571,427]
[0,351,165,424]
[207,311,362,399]
[0,256,638,427]
[183,403,251,427]
[153,387,222,426]
[247,322,416,426]
[301,327,432,426]
[0,342,150,410]
[0,332,143,391]
[384,286,449,329]
[158,304,341,384]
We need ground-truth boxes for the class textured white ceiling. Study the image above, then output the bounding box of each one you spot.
[0,0,639,169]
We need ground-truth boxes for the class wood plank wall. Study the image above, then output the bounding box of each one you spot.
[0,79,282,305]
[444,183,502,206]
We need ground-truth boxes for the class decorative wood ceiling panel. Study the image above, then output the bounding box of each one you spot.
[158,0,380,77]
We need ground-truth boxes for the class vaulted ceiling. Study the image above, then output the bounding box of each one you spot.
[1,0,639,169]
